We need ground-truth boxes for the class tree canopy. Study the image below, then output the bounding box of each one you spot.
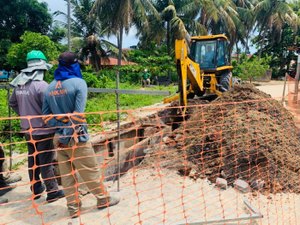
[7,31,59,70]
[0,0,52,68]
[0,0,52,42]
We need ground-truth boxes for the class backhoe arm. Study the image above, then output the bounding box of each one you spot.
[164,39,204,110]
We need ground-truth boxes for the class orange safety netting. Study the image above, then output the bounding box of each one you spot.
[286,75,300,127]
[0,85,300,225]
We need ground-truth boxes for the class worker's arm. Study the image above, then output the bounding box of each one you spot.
[70,81,88,125]
[42,97,71,128]
[8,89,20,115]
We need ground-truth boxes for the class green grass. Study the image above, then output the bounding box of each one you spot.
[85,82,177,125]
[0,83,177,141]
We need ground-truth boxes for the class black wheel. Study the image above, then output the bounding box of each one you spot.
[220,71,232,90]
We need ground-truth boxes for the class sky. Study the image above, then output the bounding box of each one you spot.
[40,0,139,48]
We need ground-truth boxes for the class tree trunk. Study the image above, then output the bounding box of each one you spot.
[259,31,266,59]
[167,21,171,81]
[167,21,170,56]
[236,42,239,63]
[118,26,123,67]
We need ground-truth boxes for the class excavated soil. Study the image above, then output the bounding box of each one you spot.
[150,84,300,193]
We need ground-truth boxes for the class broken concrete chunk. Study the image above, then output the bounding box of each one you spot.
[234,179,250,193]
[175,134,183,141]
[216,178,228,190]
[205,169,213,175]
[250,179,265,190]
[220,170,227,179]
[178,166,192,176]
[189,169,198,180]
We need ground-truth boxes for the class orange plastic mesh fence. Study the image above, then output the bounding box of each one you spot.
[0,97,299,225]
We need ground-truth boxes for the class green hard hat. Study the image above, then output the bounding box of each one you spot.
[26,50,48,62]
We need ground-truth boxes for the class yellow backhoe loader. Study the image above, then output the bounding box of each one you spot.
[164,34,233,111]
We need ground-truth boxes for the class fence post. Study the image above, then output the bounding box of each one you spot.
[7,86,12,171]
[281,73,288,105]
[293,53,300,103]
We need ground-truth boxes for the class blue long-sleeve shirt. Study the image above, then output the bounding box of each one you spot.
[42,78,89,144]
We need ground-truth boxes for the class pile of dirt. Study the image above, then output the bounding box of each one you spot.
[154,84,300,193]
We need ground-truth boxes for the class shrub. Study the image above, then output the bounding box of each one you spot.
[7,31,59,70]
[233,54,270,82]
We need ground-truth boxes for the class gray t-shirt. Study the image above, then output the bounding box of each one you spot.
[9,80,55,135]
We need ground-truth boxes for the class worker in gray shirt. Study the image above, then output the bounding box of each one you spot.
[9,50,64,202]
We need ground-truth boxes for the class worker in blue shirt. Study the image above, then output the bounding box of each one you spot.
[42,52,120,218]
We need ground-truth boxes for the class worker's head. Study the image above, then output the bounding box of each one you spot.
[54,51,82,80]
[207,46,212,52]
[26,50,49,68]
[58,52,78,66]
[144,69,148,72]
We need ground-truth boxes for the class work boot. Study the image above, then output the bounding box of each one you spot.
[46,190,65,203]
[31,184,45,200]
[4,172,22,184]
[97,196,120,210]
[0,197,8,204]
[68,201,82,218]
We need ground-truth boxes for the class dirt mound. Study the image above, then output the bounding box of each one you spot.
[158,84,300,193]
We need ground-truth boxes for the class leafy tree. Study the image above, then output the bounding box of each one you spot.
[0,0,52,67]
[0,0,52,42]
[233,54,270,82]
[48,23,67,43]
[0,40,12,69]
[7,32,59,70]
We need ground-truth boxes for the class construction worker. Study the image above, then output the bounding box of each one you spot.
[9,50,64,202]
[205,45,215,65]
[42,52,120,218]
[142,69,151,87]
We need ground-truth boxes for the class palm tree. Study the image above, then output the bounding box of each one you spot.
[233,0,256,59]
[138,0,196,52]
[55,0,117,71]
[254,0,299,57]
[91,0,159,66]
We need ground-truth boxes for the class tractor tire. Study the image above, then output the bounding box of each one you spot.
[220,71,232,91]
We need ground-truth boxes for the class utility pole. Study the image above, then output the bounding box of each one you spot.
[67,0,71,51]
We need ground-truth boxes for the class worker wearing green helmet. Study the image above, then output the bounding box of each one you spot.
[9,50,64,203]
[26,50,48,62]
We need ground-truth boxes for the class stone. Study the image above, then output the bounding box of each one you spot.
[175,134,183,141]
[216,178,228,190]
[162,137,170,143]
[220,170,227,179]
[205,169,213,175]
[189,169,198,180]
[250,179,265,190]
[234,179,250,193]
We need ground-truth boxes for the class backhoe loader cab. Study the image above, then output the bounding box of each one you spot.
[189,35,231,72]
